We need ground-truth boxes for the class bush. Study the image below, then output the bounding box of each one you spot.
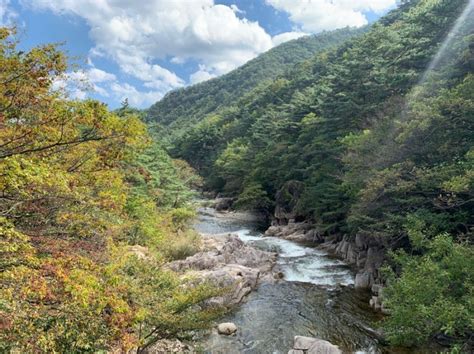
[161,230,201,261]
[382,228,474,348]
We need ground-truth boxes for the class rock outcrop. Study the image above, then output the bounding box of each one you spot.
[142,339,191,353]
[213,197,235,211]
[168,234,277,307]
[265,220,322,243]
[320,233,386,290]
[288,336,342,354]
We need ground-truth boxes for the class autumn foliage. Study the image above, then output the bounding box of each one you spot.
[0,28,218,352]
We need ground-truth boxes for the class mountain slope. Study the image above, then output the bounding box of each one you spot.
[147,27,365,129]
[160,0,474,347]
[171,0,472,230]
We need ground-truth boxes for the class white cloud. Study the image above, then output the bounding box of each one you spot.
[0,0,16,25]
[23,0,275,94]
[52,67,162,107]
[109,82,163,107]
[87,67,117,83]
[266,0,396,32]
[23,0,396,107]
[190,66,217,84]
[272,31,308,46]
[230,4,245,15]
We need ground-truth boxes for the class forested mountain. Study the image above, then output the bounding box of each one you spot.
[147,27,364,130]
[151,0,474,347]
[163,0,473,233]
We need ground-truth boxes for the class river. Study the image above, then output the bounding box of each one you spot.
[194,206,386,354]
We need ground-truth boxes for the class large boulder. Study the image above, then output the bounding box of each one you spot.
[264,221,315,243]
[217,322,237,335]
[214,197,235,211]
[289,336,342,354]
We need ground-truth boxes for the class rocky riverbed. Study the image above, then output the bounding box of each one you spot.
[168,233,278,307]
[193,207,384,353]
[146,205,442,353]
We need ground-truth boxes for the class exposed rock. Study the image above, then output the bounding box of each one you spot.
[264,221,315,243]
[142,339,191,353]
[355,271,372,289]
[127,245,150,260]
[371,284,382,295]
[274,180,305,223]
[217,322,237,335]
[381,303,391,315]
[290,336,342,354]
[274,271,285,279]
[214,197,235,211]
[167,234,277,307]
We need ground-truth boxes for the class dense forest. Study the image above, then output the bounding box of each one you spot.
[149,0,474,349]
[1,0,473,352]
[147,27,364,138]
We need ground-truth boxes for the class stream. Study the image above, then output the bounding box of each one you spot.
[194,206,385,354]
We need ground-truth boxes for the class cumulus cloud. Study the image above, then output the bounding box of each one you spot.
[0,0,16,25]
[109,82,163,108]
[272,31,308,46]
[52,66,163,107]
[266,0,396,32]
[23,0,275,93]
[22,0,396,107]
[190,65,217,84]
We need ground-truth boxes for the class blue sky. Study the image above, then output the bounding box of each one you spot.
[0,0,397,108]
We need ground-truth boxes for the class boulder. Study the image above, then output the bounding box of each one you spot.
[214,198,234,211]
[371,284,382,295]
[355,271,371,289]
[217,322,237,335]
[290,336,341,354]
[264,222,314,243]
[381,303,391,315]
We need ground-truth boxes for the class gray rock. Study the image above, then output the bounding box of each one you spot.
[214,197,234,211]
[355,271,371,289]
[381,303,391,315]
[167,234,276,307]
[264,222,313,242]
[144,339,190,353]
[371,284,382,295]
[291,336,341,354]
[217,322,237,335]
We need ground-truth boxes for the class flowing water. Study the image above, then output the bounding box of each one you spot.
[194,207,385,353]
[194,207,445,353]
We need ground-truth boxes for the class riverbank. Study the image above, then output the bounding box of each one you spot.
[265,219,389,314]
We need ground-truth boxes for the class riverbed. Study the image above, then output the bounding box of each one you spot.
[194,207,384,353]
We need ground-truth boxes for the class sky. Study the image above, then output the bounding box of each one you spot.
[0,0,397,108]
